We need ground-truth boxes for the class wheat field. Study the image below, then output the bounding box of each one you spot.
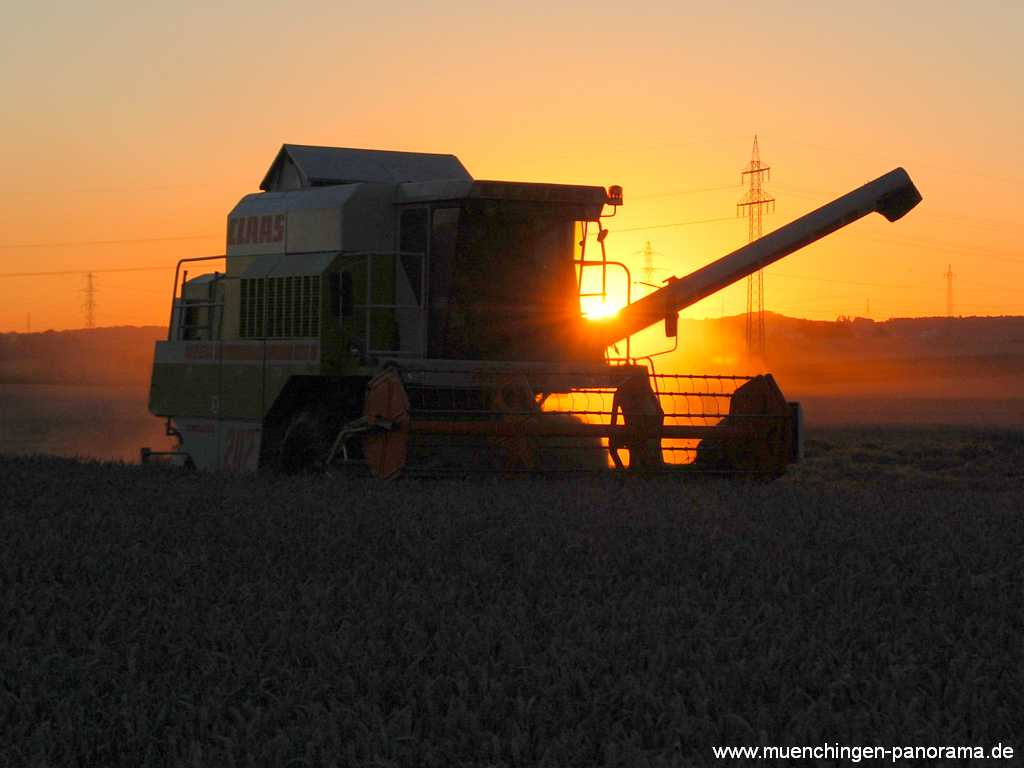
[2,427,1022,766]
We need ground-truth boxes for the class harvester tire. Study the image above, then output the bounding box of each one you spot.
[279,408,330,474]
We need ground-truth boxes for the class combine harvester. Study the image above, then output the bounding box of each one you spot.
[146,145,921,476]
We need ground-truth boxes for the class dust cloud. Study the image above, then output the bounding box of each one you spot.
[0,383,174,463]
[0,327,173,462]
[651,314,1024,428]
[2,316,1022,464]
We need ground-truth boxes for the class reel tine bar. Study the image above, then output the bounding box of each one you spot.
[355,366,797,478]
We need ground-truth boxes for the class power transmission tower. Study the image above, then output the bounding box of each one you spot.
[737,135,775,360]
[82,272,97,329]
[945,264,954,317]
[642,241,655,286]
[632,241,665,296]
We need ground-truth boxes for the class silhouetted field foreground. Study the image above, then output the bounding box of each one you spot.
[2,428,1022,766]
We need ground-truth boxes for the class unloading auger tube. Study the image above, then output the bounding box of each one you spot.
[347,168,922,479]
[585,167,922,348]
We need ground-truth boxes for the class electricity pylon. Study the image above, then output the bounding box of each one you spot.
[737,136,775,360]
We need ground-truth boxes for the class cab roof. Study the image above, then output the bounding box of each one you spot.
[260,144,472,191]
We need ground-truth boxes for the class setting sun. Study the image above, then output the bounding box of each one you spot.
[581,298,624,320]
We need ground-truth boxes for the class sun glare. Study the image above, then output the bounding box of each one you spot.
[581,299,624,320]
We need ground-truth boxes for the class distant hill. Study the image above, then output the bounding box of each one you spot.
[673,313,1024,362]
[0,327,166,385]
[2,316,1023,395]
[665,313,1024,398]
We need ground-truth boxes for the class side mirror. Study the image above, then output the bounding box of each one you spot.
[664,312,678,338]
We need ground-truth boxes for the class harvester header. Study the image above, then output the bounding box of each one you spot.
[145,144,921,476]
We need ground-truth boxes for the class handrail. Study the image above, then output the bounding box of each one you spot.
[576,258,632,361]
[167,255,227,340]
[166,250,428,346]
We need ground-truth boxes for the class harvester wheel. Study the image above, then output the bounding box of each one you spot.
[279,407,330,473]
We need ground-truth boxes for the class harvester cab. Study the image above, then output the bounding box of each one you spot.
[147,144,921,476]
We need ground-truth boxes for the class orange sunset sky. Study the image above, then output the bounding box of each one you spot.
[0,1,1021,333]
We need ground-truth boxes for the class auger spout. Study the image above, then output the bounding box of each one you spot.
[586,167,922,349]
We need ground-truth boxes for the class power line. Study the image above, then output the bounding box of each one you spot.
[0,265,179,278]
[849,231,1023,262]
[772,182,1016,231]
[614,213,1022,272]
[631,183,741,200]
[615,215,738,233]
[775,138,1024,186]
[0,233,220,250]
[956,277,1024,294]
[769,271,917,289]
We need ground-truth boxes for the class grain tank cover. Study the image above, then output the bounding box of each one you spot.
[260,144,472,191]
